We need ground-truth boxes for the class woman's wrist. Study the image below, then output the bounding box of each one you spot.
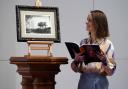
[101,57,107,66]
[101,58,107,66]
[73,60,80,65]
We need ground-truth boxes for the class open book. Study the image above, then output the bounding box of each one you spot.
[65,42,101,64]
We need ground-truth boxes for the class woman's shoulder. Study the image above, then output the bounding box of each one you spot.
[103,38,114,50]
[105,39,113,46]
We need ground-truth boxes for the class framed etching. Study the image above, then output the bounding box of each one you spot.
[16,5,60,42]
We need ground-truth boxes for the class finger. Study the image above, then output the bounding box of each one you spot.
[100,49,105,55]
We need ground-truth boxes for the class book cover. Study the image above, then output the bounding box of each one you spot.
[65,42,101,64]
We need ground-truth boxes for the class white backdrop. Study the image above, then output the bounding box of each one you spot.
[0,0,128,89]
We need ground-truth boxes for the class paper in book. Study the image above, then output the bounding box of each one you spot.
[65,42,101,64]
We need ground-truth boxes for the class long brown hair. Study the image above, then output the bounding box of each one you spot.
[90,10,109,39]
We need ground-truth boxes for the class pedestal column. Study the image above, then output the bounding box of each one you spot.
[10,56,68,89]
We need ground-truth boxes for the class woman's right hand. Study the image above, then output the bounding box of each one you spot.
[74,52,86,62]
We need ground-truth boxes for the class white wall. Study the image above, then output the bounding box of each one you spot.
[0,0,128,89]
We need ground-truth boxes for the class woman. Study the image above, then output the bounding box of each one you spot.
[71,10,116,89]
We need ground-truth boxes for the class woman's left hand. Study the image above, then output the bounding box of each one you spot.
[96,50,107,66]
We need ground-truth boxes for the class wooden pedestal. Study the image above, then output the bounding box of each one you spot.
[10,56,68,89]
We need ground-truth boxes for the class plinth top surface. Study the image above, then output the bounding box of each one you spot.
[10,56,68,64]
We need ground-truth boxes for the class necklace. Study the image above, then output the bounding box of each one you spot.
[90,38,105,45]
[95,38,105,45]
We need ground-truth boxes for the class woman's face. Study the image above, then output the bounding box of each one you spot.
[86,14,95,33]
